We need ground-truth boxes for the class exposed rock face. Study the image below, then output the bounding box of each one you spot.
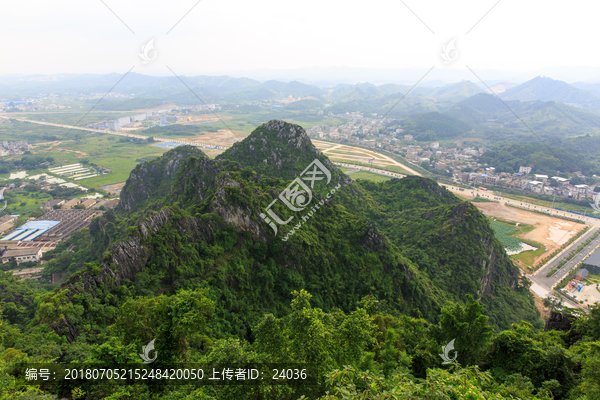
[119,122,352,215]
[545,311,577,331]
[361,224,388,253]
[455,202,518,296]
[53,208,227,342]
[427,201,518,297]
[118,146,206,213]
[54,235,152,342]
[208,176,269,242]
[545,311,581,342]
[218,120,352,186]
[221,120,318,169]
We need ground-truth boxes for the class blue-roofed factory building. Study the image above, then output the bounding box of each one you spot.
[1,220,61,242]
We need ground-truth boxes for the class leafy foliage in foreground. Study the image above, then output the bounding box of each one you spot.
[1,291,599,399]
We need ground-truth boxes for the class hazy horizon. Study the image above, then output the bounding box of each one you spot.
[2,0,599,86]
[1,66,599,89]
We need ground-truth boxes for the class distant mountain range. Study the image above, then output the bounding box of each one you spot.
[3,73,600,140]
[500,76,600,112]
[209,65,600,85]
[444,92,600,138]
[571,82,600,98]
[2,73,598,109]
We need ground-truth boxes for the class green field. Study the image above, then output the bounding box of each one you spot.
[489,219,545,269]
[324,149,365,156]
[490,221,522,251]
[44,135,166,188]
[586,272,600,284]
[383,165,411,174]
[324,157,411,176]
[0,115,398,191]
[350,171,393,182]
[0,128,167,189]
[196,111,344,133]
[2,189,53,215]
[0,120,76,142]
[316,141,415,175]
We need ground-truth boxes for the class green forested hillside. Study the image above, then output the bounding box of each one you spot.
[500,76,600,112]
[445,93,600,138]
[478,136,600,175]
[348,178,540,330]
[398,111,473,140]
[1,120,598,400]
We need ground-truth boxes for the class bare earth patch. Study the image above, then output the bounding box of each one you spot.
[473,202,586,265]
[99,182,126,195]
[571,285,600,306]
[188,129,248,147]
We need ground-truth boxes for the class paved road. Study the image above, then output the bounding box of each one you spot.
[527,272,589,311]
[533,228,600,288]
[442,186,600,227]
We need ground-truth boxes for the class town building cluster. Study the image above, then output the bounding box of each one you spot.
[0,100,70,112]
[307,115,598,201]
[306,113,395,147]
[0,140,32,157]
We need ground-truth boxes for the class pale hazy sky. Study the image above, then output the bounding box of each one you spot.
[1,0,599,80]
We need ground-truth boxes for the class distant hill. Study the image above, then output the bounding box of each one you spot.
[485,83,516,94]
[425,81,484,102]
[260,80,327,97]
[571,82,600,98]
[0,73,265,100]
[400,111,472,140]
[329,81,483,104]
[500,76,600,112]
[283,99,324,111]
[0,73,328,103]
[325,81,486,117]
[328,82,404,102]
[444,93,600,138]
